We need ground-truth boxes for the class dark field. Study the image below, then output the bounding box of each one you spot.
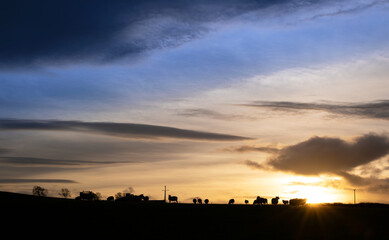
[1,191,388,239]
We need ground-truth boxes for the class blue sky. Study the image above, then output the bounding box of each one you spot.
[1,0,389,203]
[1,0,388,118]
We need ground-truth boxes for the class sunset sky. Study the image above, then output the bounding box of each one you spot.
[1,0,389,204]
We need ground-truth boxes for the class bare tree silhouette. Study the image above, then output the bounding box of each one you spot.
[32,186,47,197]
[58,188,71,199]
[115,192,124,200]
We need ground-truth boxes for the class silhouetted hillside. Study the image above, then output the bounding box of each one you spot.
[1,191,388,239]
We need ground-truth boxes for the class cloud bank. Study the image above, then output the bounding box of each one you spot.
[268,134,389,175]
[240,134,389,193]
[0,119,249,141]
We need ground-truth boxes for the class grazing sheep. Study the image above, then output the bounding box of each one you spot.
[198,198,202,204]
[245,200,249,204]
[228,199,235,204]
[204,199,209,204]
[168,195,178,203]
[253,196,267,205]
[193,198,197,204]
[79,191,98,201]
[282,200,289,205]
[272,196,280,205]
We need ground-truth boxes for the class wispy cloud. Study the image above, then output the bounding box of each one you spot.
[242,100,389,120]
[0,147,10,155]
[298,0,389,23]
[2,0,381,68]
[0,0,306,68]
[287,179,342,189]
[242,160,267,170]
[178,108,256,121]
[0,156,134,167]
[0,179,77,184]
[0,119,250,141]
[337,171,389,193]
[225,145,280,154]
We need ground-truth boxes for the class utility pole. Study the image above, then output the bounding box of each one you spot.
[162,185,169,202]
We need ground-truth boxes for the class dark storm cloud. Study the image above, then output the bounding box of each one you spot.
[242,100,389,120]
[0,0,317,67]
[0,179,77,184]
[0,119,249,141]
[268,134,389,175]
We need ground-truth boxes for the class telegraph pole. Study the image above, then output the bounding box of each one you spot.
[162,185,169,202]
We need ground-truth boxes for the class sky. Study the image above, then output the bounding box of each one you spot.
[1,0,389,204]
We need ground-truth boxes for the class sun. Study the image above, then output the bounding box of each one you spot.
[293,186,341,204]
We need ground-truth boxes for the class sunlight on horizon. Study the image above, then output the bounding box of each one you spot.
[282,176,346,203]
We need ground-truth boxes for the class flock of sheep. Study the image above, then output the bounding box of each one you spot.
[168,195,306,206]
[77,191,306,206]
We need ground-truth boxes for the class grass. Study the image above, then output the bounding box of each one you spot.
[1,191,388,239]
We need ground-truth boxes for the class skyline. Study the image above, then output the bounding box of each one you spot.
[1,0,389,203]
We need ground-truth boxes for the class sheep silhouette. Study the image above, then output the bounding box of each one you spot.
[245,200,249,204]
[253,196,267,205]
[272,196,280,205]
[204,199,209,204]
[282,200,289,205]
[228,199,235,204]
[198,198,202,204]
[193,198,197,204]
[168,195,178,203]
